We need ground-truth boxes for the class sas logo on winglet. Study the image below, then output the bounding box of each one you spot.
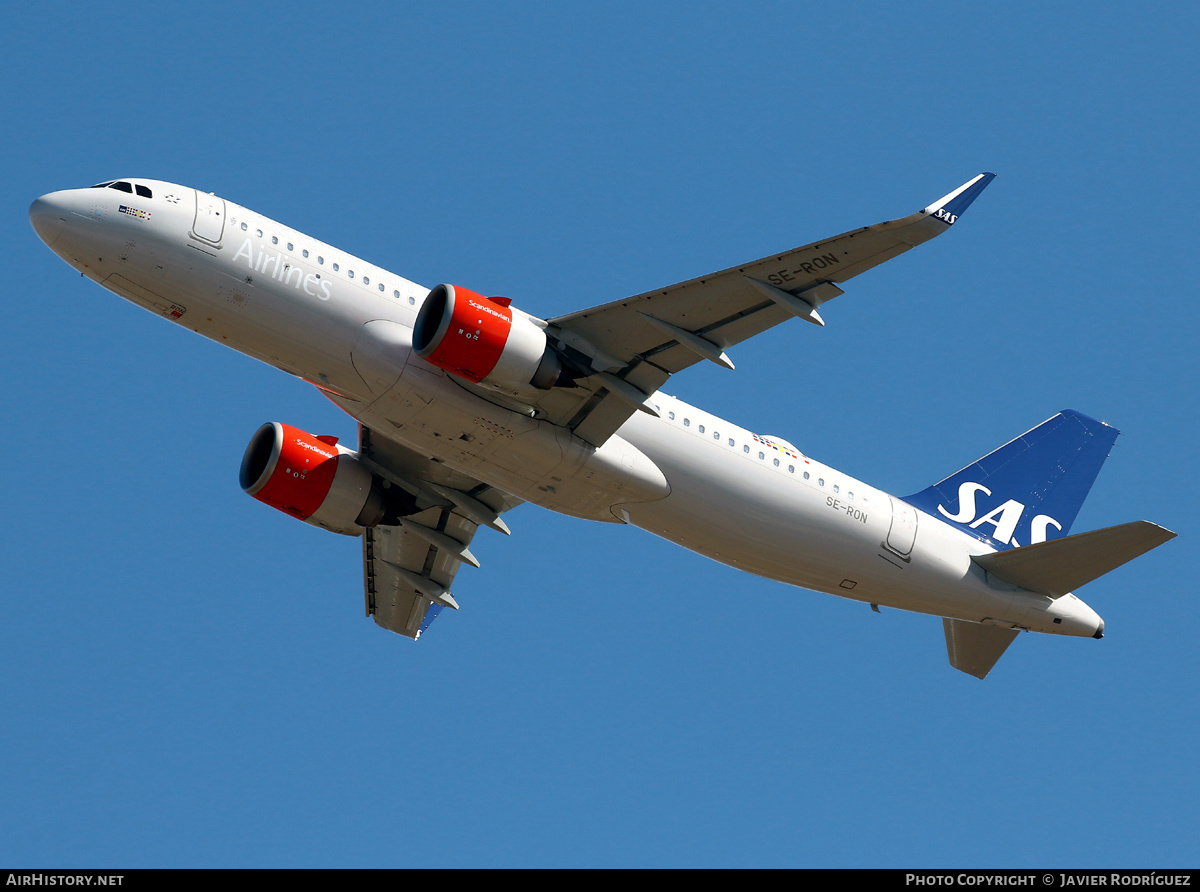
[937,481,1061,547]
[932,208,958,225]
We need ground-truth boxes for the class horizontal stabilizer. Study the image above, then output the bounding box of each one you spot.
[972,521,1176,598]
[943,618,1018,679]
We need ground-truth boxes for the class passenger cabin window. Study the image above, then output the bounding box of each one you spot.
[135,184,152,198]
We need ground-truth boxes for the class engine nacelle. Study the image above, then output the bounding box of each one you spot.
[240,422,386,536]
[413,284,561,395]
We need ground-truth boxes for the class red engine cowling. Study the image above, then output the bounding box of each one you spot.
[413,284,561,394]
[239,422,385,536]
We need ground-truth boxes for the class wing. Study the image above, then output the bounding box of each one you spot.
[358,425,522,639]
[525,173,995,446]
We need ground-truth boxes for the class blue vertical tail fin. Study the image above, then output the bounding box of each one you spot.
[903,410,1119,551]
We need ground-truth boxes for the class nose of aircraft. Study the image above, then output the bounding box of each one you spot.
[29,193,67,248]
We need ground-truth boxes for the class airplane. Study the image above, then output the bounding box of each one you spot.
[28,173,1176,679]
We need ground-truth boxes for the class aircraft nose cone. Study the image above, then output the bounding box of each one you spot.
[29,194,66,247]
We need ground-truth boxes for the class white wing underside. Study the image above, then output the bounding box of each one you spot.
[508,175,993,446]
[357,425,522,639]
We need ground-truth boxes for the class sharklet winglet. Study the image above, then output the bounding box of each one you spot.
[922,172,996,225]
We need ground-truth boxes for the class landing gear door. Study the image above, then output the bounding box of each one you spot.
[191,191,226,246]
[885,496,918,560]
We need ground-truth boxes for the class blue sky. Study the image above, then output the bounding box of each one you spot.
[2,1,1196,867]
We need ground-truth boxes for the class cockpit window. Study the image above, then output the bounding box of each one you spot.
[135,184,152,198]
[108,181,133,193]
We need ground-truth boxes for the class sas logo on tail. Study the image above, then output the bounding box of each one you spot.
[937,481,1061,547]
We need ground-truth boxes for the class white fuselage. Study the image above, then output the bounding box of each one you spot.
[30,180,1104,639]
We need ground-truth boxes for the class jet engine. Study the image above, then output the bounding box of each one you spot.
[413,284,562,395]
[240,422,413,536]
